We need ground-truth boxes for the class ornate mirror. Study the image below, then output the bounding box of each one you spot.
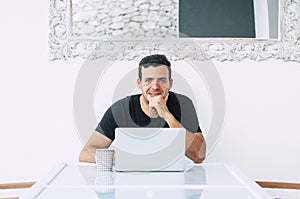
[49,0,300,61]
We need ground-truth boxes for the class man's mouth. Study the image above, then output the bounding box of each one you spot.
[148,92,162,97]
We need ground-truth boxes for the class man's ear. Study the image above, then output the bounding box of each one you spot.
[137,78,142,89]
[169,78,173,90]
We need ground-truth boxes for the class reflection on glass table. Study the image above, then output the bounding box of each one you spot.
[20,163,273,199]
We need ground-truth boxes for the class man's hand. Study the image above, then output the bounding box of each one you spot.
[148,93,169,118]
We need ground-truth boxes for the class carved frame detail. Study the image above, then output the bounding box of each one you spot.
[49,0,300,61]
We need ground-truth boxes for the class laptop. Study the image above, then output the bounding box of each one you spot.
[111,128,186,172]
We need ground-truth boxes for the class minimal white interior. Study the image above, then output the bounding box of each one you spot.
[0,0,299,192]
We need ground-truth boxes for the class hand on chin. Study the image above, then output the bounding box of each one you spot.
[149,108,159,118]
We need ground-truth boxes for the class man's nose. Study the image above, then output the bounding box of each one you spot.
[151,79,159,87]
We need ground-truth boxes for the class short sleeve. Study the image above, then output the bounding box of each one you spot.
[95,107,118,140]
[95,97,131,140]
[173,93,202,133]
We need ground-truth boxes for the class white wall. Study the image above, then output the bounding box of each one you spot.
[0,0,300,184]
[0,0,83,182]
[206,60,300,182]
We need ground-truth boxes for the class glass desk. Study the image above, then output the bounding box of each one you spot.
[20,163,273,199]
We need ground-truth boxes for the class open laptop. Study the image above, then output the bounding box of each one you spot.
[111,128,186,172]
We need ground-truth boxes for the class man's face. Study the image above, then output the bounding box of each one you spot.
[137,65,173,103]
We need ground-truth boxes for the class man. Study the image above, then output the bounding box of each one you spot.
[79,54,206,163]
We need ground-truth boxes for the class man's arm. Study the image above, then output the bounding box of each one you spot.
[164,112,206,163]
[79,131,112,163]
[149,95,206,163]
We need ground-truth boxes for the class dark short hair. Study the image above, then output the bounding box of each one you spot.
[138,54,171,80]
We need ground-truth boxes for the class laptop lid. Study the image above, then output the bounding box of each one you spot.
[112,128,186,172]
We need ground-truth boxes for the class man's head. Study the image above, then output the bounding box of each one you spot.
[137,54,173,103]
[138,54,171,80]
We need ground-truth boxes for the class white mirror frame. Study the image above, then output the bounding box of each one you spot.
[49,0,300,61]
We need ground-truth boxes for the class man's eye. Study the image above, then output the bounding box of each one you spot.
[159,79,167,83]
[145,79,152,82]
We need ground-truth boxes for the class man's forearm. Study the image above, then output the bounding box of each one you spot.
[79,146,96,163]
[185,132,206,163]
[164,112,206,163]
[164,112,182,128]
[79,131,113,163]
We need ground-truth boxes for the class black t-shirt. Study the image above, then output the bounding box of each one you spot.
[95,91,201,140]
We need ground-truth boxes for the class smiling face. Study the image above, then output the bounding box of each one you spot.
[137,65,173,103]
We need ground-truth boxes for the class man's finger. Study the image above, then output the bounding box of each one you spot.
[164,92,169,102]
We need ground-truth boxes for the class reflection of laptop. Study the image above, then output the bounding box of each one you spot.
[112,128,186,172]
[115,172,185,199]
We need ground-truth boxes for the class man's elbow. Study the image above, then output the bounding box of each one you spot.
[193,154,206,164]
[186,149,206,163]
[79,148,96,163]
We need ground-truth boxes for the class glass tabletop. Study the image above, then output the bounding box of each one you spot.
[21,163,273,199]
[48,163,241,187]
[37,187,259,199]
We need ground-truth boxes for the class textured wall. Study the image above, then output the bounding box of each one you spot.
[72,0,177,38]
